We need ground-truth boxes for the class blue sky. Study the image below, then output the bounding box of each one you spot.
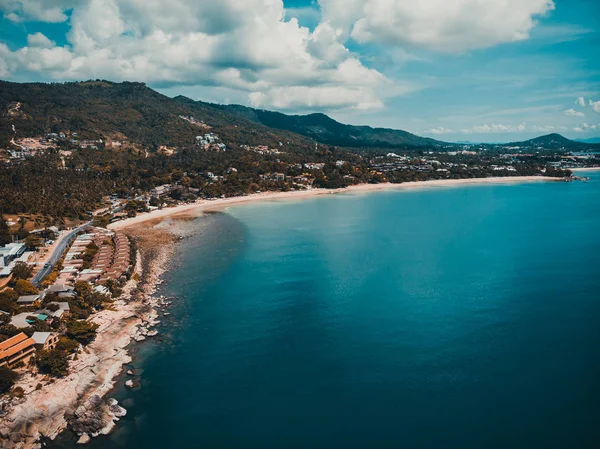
[1,0,599,142]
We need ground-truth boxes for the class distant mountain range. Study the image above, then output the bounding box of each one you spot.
[175,97,445,148]
[575,137,600,144]
[1,80,597,152]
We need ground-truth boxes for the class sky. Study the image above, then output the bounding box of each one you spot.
[0,0,599,143]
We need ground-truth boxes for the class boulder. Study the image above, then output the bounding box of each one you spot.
[108,404,127,418]
[77,433,91,444]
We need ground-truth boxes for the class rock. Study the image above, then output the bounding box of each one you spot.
[106,398,118,407]
[77,433,91,444]
[84,395,102,411]
[127,370,134,376]
[125,380,134,388]
[108,404,127,418]
[147,330,158,337]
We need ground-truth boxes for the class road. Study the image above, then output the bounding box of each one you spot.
[31,222,91,287]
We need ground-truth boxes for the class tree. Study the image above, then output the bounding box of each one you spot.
[0,290,18,314]
[0,216,11,246]
[11,262,32,280]
[24,235,43,250]
[13,279,38,296]
[74,281,92,297]
[35,349,70,377]
[55,337,80,354]
[0,366,18,394]
[66,320,99,345]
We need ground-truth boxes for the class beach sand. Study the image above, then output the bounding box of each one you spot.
[111,176,560,230]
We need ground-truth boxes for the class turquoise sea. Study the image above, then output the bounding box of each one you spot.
[55,174,600,449]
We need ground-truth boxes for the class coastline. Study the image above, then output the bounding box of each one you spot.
[0,240,170,448]
[111,176,560,230]
[0,174,563,448]
[571,167,600,172]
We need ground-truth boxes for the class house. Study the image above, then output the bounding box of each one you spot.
[10,312,50,329]
[45,284,74,295]
[151,184,173,197]
[35,308,64,320]
[0,332,36,368]
[48,302,70,316]
[0,243,26,267]
[17,295,42,306]
[31,332,60,350]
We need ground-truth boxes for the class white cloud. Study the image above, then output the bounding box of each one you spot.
[427,127,453,135]
[0,0,80,22]
[426,122,531,135]
[319,0,555,53]
[0,0,393,112]
[590,100,600,113]
[531,125,555,132]
[564,108,585,117]
[576,96,586,107]
[26,32,56,48]
[573,122,599,132]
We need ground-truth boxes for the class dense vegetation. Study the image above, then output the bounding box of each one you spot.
[176,97,446,148]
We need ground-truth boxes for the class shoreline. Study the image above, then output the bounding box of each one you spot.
[111,176,561,230]
[571,167,600,172]
[0,243,167,448]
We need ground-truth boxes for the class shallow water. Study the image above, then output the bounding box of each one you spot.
[53,174,600,449]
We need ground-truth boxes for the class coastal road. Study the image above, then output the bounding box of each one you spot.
[31,222,91,287]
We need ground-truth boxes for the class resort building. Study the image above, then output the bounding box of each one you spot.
[0,332,36,368]
[31,332,60,350]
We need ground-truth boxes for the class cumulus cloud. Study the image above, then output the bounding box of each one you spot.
[26,32,56,48]
[0,0,392,112]
[590,100,600,113]
[564,108,585,117]
[319,0,555,53]
[576,97,586,107]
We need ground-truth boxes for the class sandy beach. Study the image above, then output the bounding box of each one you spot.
[111,176,560,230]
[571,167,600,172]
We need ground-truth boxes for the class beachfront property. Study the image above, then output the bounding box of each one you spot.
[0,333,36,369]
[31,332,60,350]
[46,227,132,293]
[49,227,131,288]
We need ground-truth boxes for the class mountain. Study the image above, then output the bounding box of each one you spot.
[0,80,314,153]
[575,137,600,144]
[175,97,446,148]
[507,133,595,150]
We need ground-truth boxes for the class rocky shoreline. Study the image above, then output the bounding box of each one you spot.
[0,217,184,449]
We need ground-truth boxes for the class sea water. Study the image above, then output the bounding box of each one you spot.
[55,173,600,449]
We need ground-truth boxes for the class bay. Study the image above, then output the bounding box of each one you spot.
[55,174,600,449]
